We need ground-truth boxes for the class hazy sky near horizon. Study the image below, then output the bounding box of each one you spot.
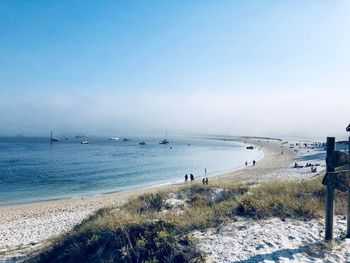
[1,1,349,139]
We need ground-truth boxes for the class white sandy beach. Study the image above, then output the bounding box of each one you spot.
[194,216,350,263]
[0,138,344,263]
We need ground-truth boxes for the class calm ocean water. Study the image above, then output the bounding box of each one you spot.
[0,137,263,205]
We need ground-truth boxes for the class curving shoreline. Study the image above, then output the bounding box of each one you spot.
[0,137,320,261]
[0,137,262,207]
[217,138,296,183]
[0,138,273,210]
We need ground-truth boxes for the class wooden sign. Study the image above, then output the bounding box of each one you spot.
[323,170,350,192]
[323,137,350,241]
[323,150,350,191]
[327,151,350,170]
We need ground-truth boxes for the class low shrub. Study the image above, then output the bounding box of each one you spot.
[28,221,203,263]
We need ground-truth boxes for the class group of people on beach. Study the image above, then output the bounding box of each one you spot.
[184,173,195,182]
[202,177,209,185]
[245,160,256,166]
[294,162,319,173]
[185,168,209,184]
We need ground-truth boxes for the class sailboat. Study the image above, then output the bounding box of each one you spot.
[108,136,120,141]
[159,129,169,144]
[50,131,60,142]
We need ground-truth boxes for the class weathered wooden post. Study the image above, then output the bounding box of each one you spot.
[322,132,350,240]
[347,136,350,238]
[325,137,335,241]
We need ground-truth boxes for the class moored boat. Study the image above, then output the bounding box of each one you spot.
[159,129,169,144]
[159,139,169,144]
[50,131,60,142]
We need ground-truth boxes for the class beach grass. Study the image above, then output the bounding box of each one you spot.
[27,176,346,263]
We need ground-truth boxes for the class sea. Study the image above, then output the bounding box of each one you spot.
[0,136,263,205]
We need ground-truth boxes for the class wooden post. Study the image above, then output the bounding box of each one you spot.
[347,136,350,238]
[325,137,335,241]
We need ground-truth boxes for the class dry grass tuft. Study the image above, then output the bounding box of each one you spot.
[235,177,346,219]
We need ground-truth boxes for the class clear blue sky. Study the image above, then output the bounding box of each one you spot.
[0,1,349,138]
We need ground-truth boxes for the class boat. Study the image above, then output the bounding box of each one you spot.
[159,129,169,144]
[122,138,130,142]
[108,136,119,141]
[139,141,146,145]
[159,139,169,144]
[81,140,89,144]
[50,131,60,142]
[246,146,254,150]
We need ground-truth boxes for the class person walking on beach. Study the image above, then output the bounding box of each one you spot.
[245,161,248,166]
[202,178,205,185]
[253,160,256,166]
[205,177,208,185]
[190,173,194,182]
[185,174,188,182]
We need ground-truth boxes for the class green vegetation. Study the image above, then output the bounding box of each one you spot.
[30,220,201,263]
[28,176,347,263]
